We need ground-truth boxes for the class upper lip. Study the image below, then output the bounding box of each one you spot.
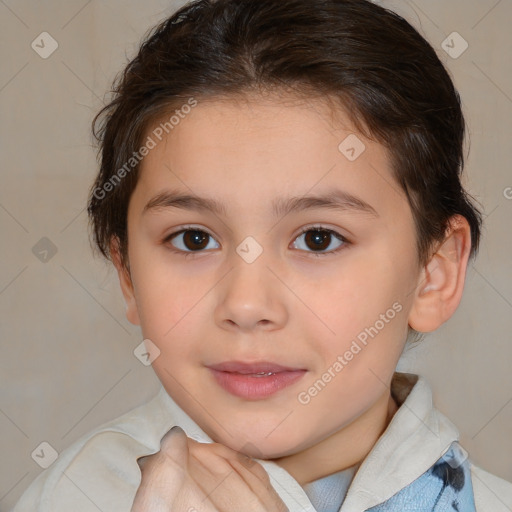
[207,361,305,374]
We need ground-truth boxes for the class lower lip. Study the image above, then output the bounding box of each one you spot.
[209,369,306,400]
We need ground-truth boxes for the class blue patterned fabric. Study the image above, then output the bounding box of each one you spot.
[366,441,476,512]
[303,462,360,511]
[301,441,476,512]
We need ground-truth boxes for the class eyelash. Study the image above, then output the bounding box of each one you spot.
[162,224,350,259]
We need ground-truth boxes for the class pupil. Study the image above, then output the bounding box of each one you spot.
[306,230,329,251]
[185,230,208,250]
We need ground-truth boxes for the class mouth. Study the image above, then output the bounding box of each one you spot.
[206,361,307,400]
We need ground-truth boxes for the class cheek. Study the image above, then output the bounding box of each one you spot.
[136,284,205,345]
[128,240,206,329]
[304,258,409,373]
[308,256,398,333]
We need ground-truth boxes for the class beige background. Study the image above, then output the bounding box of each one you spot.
[1,0,511,509]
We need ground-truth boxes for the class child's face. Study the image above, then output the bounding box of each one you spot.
[120,93,422,458]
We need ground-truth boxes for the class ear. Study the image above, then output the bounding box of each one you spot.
[408,215,472,333]
[110,236,140,326]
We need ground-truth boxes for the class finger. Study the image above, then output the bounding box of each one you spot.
[136,426,188,472]
[229,458,289,512]
[136,454,150,471]
[132,427,191,512]
[159,426,189,468]
[187,442,286,512]
[189,441,271,489]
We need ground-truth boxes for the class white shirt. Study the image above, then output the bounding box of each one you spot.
[12,372,512,512]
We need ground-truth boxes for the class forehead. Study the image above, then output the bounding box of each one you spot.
[133,93,408,220]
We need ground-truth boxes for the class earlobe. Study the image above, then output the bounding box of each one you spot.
[110,236,141,326]
[408,215,472,333]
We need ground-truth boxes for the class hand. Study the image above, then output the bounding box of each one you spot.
[131,426,289,512]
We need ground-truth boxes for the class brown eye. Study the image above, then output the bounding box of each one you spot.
[293,228,346,255]
[167,229,219,252]
[304,230,331,251]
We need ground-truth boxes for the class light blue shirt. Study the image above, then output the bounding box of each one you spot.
[302,462,360,512]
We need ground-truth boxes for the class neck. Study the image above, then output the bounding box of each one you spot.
[271,390,399,485]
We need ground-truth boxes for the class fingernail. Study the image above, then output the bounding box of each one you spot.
[136,454,149,468]
[160,425,187,447]
[160,425,185,445]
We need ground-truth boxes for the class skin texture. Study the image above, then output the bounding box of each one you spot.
[131,426,288,511]
[112,93,471,506]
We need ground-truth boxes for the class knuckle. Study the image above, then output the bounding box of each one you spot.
[136,454,152,470]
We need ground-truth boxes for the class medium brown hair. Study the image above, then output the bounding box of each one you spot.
[88,0,482,276]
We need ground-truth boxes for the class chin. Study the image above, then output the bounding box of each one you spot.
[213,424,314,460]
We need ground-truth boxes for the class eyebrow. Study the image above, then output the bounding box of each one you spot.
[142,188,379,219]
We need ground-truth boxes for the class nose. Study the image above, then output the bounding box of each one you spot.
[214,255,288,333]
